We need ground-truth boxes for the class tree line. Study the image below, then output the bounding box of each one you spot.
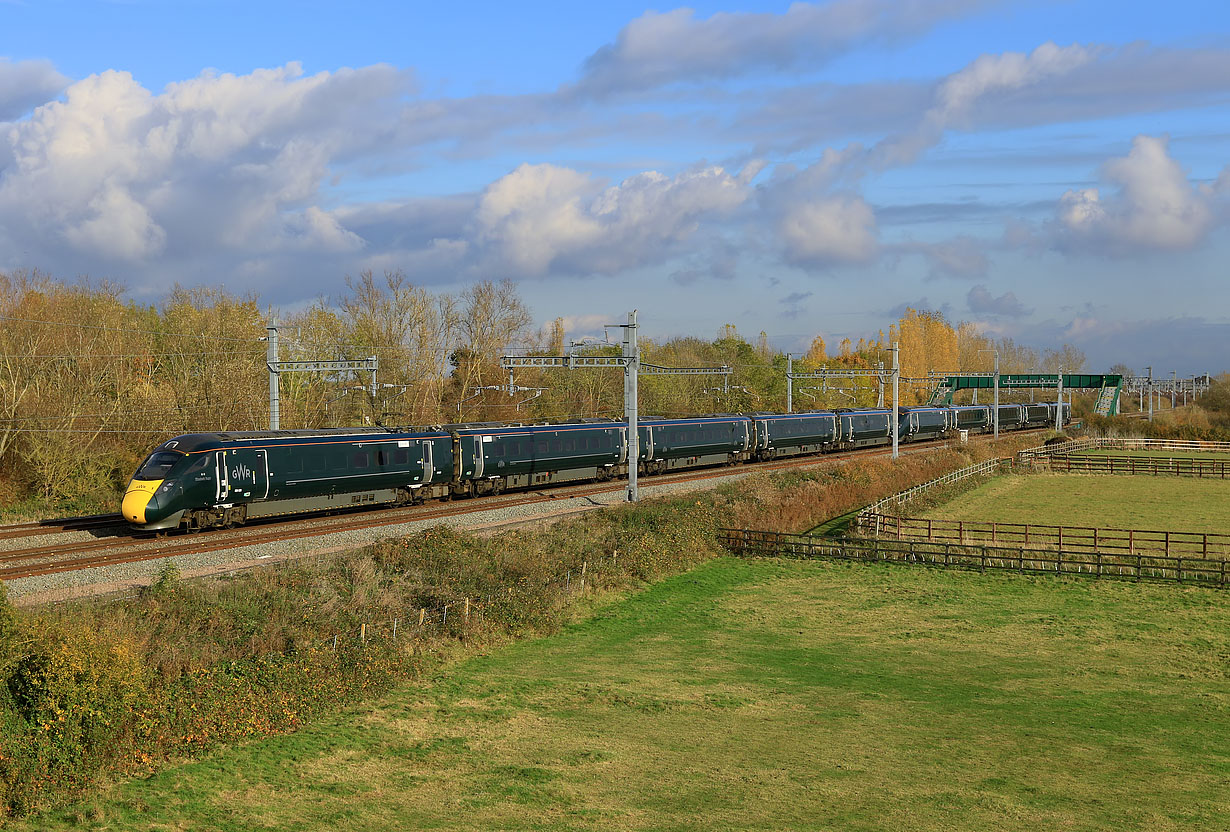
[1,270,1088,504]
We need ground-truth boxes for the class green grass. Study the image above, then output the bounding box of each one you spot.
[23,558,1229,832]
[916,474,1230,531]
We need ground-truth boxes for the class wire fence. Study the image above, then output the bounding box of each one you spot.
[719,528,1228,588]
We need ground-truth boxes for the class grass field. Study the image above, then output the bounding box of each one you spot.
[24,558,1229,832]
[917,473,1230,531]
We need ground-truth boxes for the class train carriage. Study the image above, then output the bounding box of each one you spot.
[752,412,837,459]
[995,404,1026,430]
[949,405,991,433]
[122,427,453,531]
[1023,403,1052,427]
[899,407,949,442]
[836,408,893,449]
[637,415,752,473]
[452,419,624,494]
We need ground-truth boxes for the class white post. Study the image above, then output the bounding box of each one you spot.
[267,320,280,430]
[624,310,639,502]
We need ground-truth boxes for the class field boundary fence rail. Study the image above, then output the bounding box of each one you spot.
[860,457,1008,518]
[1041,454,1230,478]
[719,528,1228,588]
[1017,437,1230,466]
[856,516,1229,559]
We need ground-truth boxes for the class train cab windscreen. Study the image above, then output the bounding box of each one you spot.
[134,451,182,480]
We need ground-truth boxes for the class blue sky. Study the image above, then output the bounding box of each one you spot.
[2,0,1229,373]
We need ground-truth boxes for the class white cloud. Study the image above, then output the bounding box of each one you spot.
[967,283,1029,317]
[874,42,1098,166]
[0,58,68,121]
[1055,135,1218,252]
[778,194,877,266]
[475,162,755,276]
[896,235,990,280]
[0,64,407,268]
[576,0,994,96]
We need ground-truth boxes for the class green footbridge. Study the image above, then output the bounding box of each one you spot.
[928,374,1123,416]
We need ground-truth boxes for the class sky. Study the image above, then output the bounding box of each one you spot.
[1,0,1228,374]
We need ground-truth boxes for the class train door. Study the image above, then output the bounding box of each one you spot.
[215,451,228,502]
[757,420,769,450]
[474,436,486,478]
[215,449,268,502]
[645,426,654,459]
[421,440,435,483]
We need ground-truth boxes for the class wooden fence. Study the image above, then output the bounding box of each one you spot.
[1018,437,1230,465]
[719,528,1228,587]
[855,515,1229,558]
[1043,454,1230,478]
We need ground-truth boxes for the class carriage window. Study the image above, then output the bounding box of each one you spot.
[392,448,410,465]
[329,449,349,470]
[551,439,563,453]
[309,453,327,473]
[489,441,505,458]
[285,454,304,473]
[535,441,548,454]
[564,438,575,452]
[351,452,370,468]
[376,450,388,466]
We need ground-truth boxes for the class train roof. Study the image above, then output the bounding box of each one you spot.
[153,426,449,453]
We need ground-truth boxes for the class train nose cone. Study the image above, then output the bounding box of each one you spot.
[122,479,162,525]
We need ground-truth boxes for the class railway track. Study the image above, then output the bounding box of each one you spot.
[0,513,125,541]
[0,428,1045,584]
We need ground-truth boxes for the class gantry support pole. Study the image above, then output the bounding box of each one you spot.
[786,353,793,414]
[267,320,280,431]
[624,310,639,503]
[891,342,899,460]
